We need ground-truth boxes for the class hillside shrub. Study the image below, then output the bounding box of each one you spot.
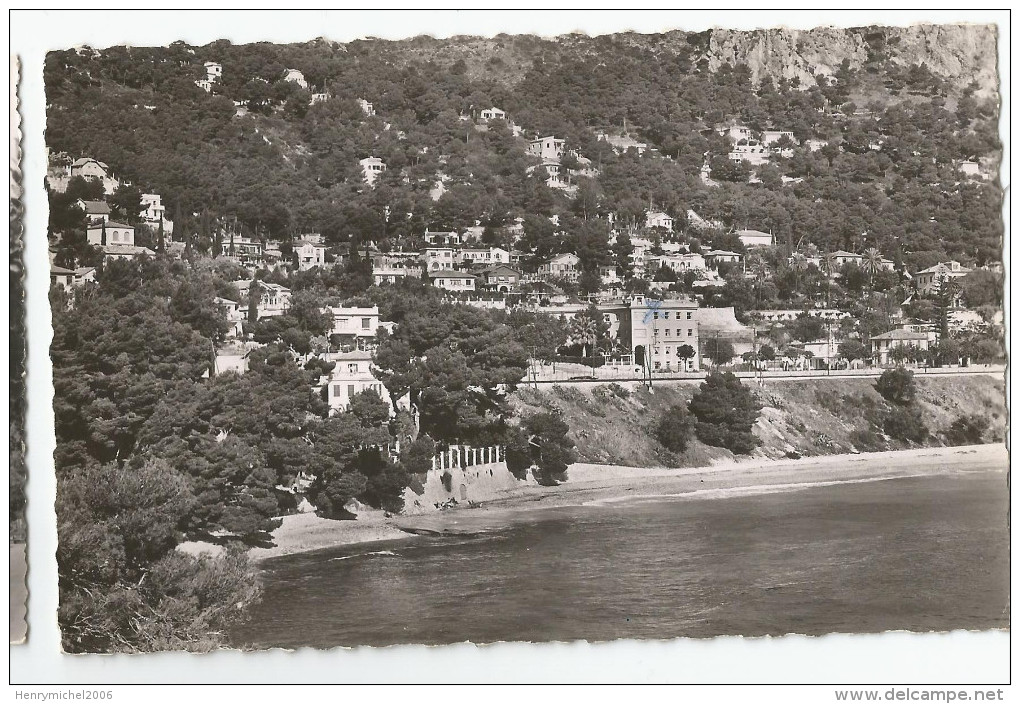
[688,371,763,454]
[875,367,917,405]
[883,405,928,443]
[944,413,990,445]
[519,412,578,485]
[654,404,696,453]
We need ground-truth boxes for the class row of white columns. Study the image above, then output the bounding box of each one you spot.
[431,445,503,471]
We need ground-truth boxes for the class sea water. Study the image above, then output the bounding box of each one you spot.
[230,466,1009,649]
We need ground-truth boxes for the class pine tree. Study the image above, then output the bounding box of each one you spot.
[100,221,107,247]
[156,217,165,253]
[247,277,261,326]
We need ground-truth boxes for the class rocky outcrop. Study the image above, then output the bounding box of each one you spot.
[708,27,869,86]
[706,24,997,94]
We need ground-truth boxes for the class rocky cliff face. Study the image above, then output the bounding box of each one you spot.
[706,24,998,95]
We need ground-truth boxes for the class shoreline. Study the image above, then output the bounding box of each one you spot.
[239,443,1008,563]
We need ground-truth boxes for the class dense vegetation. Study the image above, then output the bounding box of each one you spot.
[45,29,1001,272]
[51,255,573,650]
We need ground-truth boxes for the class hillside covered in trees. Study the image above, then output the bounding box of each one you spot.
[45,24,1002,271]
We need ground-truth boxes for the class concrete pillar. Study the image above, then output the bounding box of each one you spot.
[432,455,437,471]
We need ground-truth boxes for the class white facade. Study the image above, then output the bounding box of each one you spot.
[647,253,706,273]
[645,211,673,231]
[722,125,753,142]
[527,136,566,162]
[373,268,416,285]
[424,230,462,246]
[294,241,326,270]
[915,261,972,294]
[204,61,222,81]
[761,130,796,147]
[139,193,171,232]
[358,99,375,116]
[426,247,459,270]
[283,68,308,89]
[628,296,700,372]
[77,199,110,223]
[70,158,119,195]
[539,253,580,281]
[729,141,770,166]
[220,235,264,268]
[324,305,394,345]
[461,247,510,265]
[234,280,291,319]
[736,229,773,248]
[479,107,506,121]
[429,271,476,291]
[86,221,134,247]
[326,352,394,415]
[359,156,386,186]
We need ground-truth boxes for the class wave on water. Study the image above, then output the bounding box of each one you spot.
[581,473,939,507]
[329,550,398,562]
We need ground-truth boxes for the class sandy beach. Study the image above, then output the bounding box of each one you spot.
[239,443,1008,562]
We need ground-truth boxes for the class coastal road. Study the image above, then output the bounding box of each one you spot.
[525,366,1005,386]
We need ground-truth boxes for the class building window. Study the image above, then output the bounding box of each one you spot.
[688,329,693,336]
[653,312,659,320]
[361,318,371,329]
[347,385,356,398]
[333,384,341,396]
[348,363,358,373]
[663,312,670,320]
[687,312,692,320]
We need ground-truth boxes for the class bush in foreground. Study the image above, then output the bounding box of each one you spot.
[875,367,917,405]
[688,371,763,454]
[883,405,929,444]
[944,413,990,445]
[654,404,696,453]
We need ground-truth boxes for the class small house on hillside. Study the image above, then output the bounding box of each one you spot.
[479,265,522,293]
[538,253,580,282]
[86,221,134,247]
[735,229,773,248]
[359,156,386,186]
[326,351,399,415]
[428,270,476,292]
[528,136,566,162]
[645,211,673,231]
[479,107,506,121]
[294,240,327,270]
[283,68,308,89]
[76,199,110,224]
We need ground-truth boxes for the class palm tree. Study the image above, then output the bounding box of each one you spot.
[748,255,770,308]
[863,247,883,293]
[789,252,808,296]
[569,313,598,362]
[821,252,838,307]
